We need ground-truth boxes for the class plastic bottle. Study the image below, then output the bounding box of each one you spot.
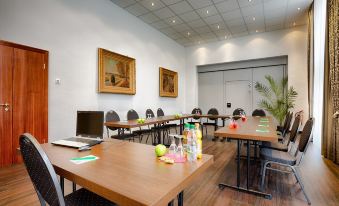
[195,123,202,159]
[189,124,197,162]
[183,123,190,145]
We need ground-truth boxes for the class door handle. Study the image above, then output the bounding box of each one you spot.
[0,103,10,111]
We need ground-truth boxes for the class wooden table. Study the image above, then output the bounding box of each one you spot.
[42,139,213,206]
[214,116,278,199]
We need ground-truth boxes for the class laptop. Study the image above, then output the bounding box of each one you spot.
[52,111,104,149]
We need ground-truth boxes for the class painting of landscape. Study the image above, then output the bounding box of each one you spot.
[98,48,136,94]
[159,67,178,97]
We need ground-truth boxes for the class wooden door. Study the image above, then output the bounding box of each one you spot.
[12,48,48,163]
[0,45,13,167]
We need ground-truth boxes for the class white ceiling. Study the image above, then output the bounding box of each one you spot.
[111,0,313,47]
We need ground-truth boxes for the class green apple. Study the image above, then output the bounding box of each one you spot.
[155,144,167,157]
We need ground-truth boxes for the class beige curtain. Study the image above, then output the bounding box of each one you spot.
[307,3,314,119]
[322,0,339,164]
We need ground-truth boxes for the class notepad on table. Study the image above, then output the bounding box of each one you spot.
[256,129,270,133]
[70,155,99,164]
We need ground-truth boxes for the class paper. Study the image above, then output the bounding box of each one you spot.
[70,155,99,164]
[259,120,269,123]
[256,129,269,133]
[258,124,269,127]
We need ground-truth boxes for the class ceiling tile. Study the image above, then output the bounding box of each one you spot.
[160,27,178,36]
[210,22,229,32]
[232,31,249,38]
[244,14,264,25]
[221,9,243,21]
[140,0,165,10]
[215,0,239,13]
[172,23,191,32]
[237,0,262,8]
[167,32,184,40]
[187,19,207,28]
[110,0,136,8]
[266,24,284,32]
[164,16,183,24]
[226,18,246,27]
[247,22,265,30]
[264,8,286,19]
[187,0,213,9]
[151,20,170,29]
[153,7,175,19]
[125,3,149,16]
[194,25,212,33]
[229,25,247,33]
[169,1,194,15]
[196,5,219,18]
[264,0,288,10]
[212,0,225,4]
[215,28,231,36]
[139,12,160,24]
[200,32,217,40]
[241,4,263,17]
[176,37,191,44]
[179,11,201,22]
[161,0,182,6]
[265,17,285,27]
[203,14,223,24]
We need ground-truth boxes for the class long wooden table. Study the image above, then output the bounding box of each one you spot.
[214,116,278,199]
[42,139,213,206]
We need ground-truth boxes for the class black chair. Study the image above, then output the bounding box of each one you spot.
[127,109,152,142]
[188,107,203,124]
[260,115,300,152]
[145,109,165,144]
[252,109,266,117]
[19,133,116,206]
[277,112,293,139]
[203,108,219,136]
[232,108,245,120]
[105,110,136,141]
[260,118,314,205]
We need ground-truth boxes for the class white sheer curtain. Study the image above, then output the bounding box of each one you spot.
[312,0,327,148]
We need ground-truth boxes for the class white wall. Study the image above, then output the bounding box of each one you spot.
[0,0,186,141]
[186,26,309,125]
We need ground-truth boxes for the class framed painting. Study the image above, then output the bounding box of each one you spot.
[159,67,178,98]
[98,48,136,94]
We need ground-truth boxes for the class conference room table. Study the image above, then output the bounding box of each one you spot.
[42,139,214,206]
[214,116,278,199]
[105,114,231,144]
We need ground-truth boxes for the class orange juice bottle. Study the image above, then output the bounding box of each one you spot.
[195,123,202,159]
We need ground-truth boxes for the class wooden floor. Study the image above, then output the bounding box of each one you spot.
[0,130,338,206]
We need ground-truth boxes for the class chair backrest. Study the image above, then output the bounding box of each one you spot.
[287,115,301,144]
[252,109,266,117]
[207,108,219,120]
[191,108,202,120]
[298,118,314,153]
[146,109,155,118]
[284,112,294,135]
[127,109,139,120]
[233,108,245,116]
[281,111,290,129]
[106,110,120,122]
[157,108,165,117]
[20,133,65,206]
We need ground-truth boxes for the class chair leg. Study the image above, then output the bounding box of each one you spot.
[260,161,269,190]
[291,167,311,205]
[72,182,76,192]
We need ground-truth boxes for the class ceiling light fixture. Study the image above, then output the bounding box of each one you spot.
[256,30,259,33]
[217,25,220,29]
[297,7,301,11]
[253,17,256,21]
[172,19,176,23]
[187,32,190,36]
[225,35,227,39]
[151,2,154,6]
[206,10,209,14]
[248,0,252,2]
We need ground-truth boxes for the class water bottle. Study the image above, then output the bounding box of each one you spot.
[189,124,197,162]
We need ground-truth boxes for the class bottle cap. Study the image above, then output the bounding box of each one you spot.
[184,123,190,128]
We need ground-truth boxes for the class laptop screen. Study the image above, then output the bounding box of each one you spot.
[76,111,104,138]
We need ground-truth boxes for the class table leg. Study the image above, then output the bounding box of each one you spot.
[247,140,250,189]
[73,182,76,192]
[60,176,64,195]
[178,191,184,206]
[179,119,183,135]
[218,139,272,199]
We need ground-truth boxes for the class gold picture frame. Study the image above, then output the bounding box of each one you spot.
[159,67,178,98]
[98,48,136,94]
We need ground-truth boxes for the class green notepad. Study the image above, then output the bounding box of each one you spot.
[258,124,269,127]
[259,120,269,123]
[256,129,269,133]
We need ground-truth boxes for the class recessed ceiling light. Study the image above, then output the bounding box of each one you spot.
[151,2,154,6]
[256,30,259,33]
[297,7,301,11]
[225,35,227,39]
[206,10,209,14]
[187,32,190,36]
[172,19,176,23]
[217,25,220,29]
[293,22,296,26]
[252,17,256,21]
[248,0,252,2]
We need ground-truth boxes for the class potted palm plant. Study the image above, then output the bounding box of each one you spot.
[255,75,298,126]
